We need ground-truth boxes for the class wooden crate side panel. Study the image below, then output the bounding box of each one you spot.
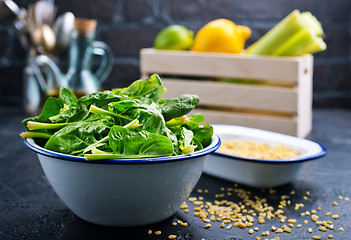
[162,78,298,113]
[297,55,313,137]
[140,48,304,83]
[193,109,299,137]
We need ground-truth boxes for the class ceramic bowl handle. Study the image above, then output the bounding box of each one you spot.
[91,41,114,85]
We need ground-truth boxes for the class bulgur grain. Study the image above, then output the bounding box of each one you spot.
[339,227,344,231]
[332,201,338,206]
[328,234,333,239]
[155,231,161,235]
[204,224,212,228]
[318,226,327,232]
[312,236,321,240]
[147,229,152,235]
[168,235,177,239]
[331,214,339,220]
[308,228,313,233]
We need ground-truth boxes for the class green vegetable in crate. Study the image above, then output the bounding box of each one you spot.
[153,25,194,50]
[245,10,326,56]
[20,74,213,160]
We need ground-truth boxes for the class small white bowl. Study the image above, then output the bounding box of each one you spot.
[24,135,220,227]
[204,125,326,188]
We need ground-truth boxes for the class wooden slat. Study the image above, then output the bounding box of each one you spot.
[141,48,309,83]
[162,78,298,113]
[193,109,299,137]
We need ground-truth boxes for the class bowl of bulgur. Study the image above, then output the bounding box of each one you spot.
[204,125,326,188]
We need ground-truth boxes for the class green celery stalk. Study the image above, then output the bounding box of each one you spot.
[271,28,326,56]
[245,10,326,56]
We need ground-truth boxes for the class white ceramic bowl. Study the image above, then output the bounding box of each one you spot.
[24,135,220,226]
[204,125,326,188]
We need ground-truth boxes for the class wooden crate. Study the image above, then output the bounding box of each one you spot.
[140,48,313,137]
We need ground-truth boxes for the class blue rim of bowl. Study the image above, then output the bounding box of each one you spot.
[212,141,326,164]
[24,135,221,165]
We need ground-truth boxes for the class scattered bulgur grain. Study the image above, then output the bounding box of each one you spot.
[308,228,313,233]
[248,228,254,234]
[184,209,189,213]
[318,226,327,232]
[289,223,294,228]
[317,206,322,211]
[226,224,232,230]
[331,214,339,220]
[303,196,308,200]
[168,235,177,239]
[297,224,302,228]
[271,226,277,231]
[304,220,308,224]
[311,210,317,214]
[155,231,161,235]
[344,197,349,201]
[172,222,177,226]
[147,229,152,235]
[254,227,259,231]
[262,231,269,236]
[197,189,203,193]
[328,234,333,239]
[288,219,297,223]
[306,191,310,196]
[311,215,319,222]
[338,196,343,200]
[204,224,211,229]
[332,201,338,206]
[339,227,344,231]
[325,212,331,216]
[275,228,283,233]
[256,237,261,240]
[312,236,321,240]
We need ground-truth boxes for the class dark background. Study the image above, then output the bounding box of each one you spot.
[0,0,350,108]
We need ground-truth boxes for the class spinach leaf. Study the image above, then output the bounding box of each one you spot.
[57,87,78,107]
[112,74,164,104]
[107,125,173,157]
[44,117,114,155]
[159,94,200,121]
[109,100,166,135]
[192,123,213,148]
[178,127,196,154]
[22,97,62,129]
[78,91,127,110]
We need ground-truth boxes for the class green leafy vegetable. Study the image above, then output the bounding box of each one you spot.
[20,74,213,160]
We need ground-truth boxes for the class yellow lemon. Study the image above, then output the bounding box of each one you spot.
[191,19,251,54]
[153,25,194,50]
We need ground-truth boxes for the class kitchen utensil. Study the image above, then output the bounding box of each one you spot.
[35,18,113,96]
[54,12,74,49]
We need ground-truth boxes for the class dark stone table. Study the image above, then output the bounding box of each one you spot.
[1,107,350,240]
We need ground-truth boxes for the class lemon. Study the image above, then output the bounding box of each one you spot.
[191,19,251,54]
[153,25,194,50]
